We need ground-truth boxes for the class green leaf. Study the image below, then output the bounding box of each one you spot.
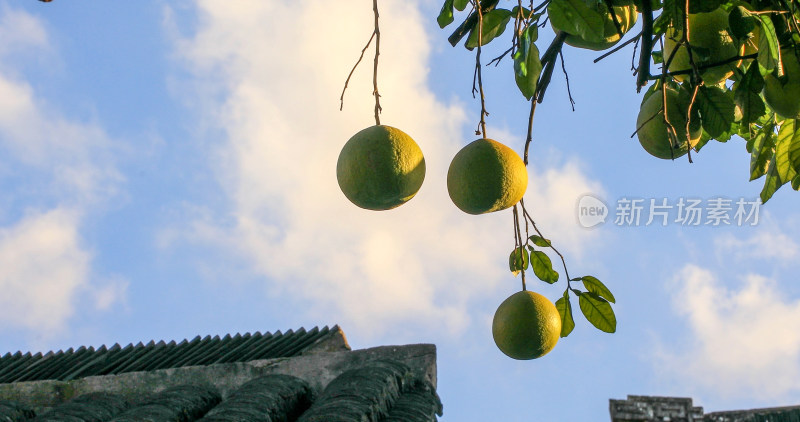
[547,0,605,43]
[508,246,530,276]
[652,50,664,64]
[729,6,756,40]
[694,129,713,152]
[793,174,800,190]
[530,250,559,284]
[688,0,722,13]
[750,126,776,181]
[658,0,682,35]
[437,0,455,28]
[555,292,575,338]
[578,292,617,333]
[760,157,785,203]
[454,0,468,11]
[757,16,781,73]
[698,86,736,139]
[734,63,766,125]
[580,276,615,303]
[529,235,552,247]
[775,119,800,183]
[511,5,533,19]
[513,30,542,100]
[513,24,539,77]
[465,9,513,49]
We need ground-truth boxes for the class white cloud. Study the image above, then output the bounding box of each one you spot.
[0,3,49,60]
[0,6,126,339]
[0,209,88,335]
[714,227,800,262]
[0,73,120,205]
[169,0,605,338]
[656,264,800,401]
[92,277,130,312]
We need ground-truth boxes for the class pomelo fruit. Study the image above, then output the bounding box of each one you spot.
[337,125,425,210]
[492,290,561,360]
[447,138,528,214]
[763,49,800,119]
[554,0,638,51]
[636,87,702,159]
[663,8,742,84]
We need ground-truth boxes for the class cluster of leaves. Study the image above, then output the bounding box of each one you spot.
[509,235,617,336]
[437,0,800,202]
[438,0,546,100]
[650,0,800,202]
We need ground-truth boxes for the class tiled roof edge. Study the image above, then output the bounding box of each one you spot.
[299,325,350,355]
[0,343,436,413]
[704,404,800,419]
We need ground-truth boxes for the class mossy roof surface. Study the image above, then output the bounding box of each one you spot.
[0,366,441,422]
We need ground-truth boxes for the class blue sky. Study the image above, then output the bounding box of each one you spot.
[1,1,799,420]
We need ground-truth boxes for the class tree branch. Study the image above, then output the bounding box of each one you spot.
[447,0,500,47]
[636,0,653,92]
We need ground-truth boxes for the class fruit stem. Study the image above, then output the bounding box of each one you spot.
[522,96,538,165]
[474,0,488,138]
[339,32,376,112]
[372,0,382,125]
[681,0,701,85]
[684,84,700,164]
[513,204,527,291]
[520,198,573,284]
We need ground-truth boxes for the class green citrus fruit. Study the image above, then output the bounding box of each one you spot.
[337,125,425,210]
[555,0,638,51]
[663,8,741,84]
[492,290,561,360]
[763,49,800,119]
[446,138,528,215]
[636,86,702,160]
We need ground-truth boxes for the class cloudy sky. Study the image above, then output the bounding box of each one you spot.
[1,1,799,420]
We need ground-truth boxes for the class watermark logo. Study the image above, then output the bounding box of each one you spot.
[576,195,761,227]
[577,194,609,228]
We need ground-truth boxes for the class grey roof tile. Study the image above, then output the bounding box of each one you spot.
[199,374,311,422]
[0,400,36,421]
[297,360,414,422]
[109,385,221,422]
[0,327,440,422]
[33,392,128,422]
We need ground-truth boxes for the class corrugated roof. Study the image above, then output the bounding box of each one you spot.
[0,326,339,384]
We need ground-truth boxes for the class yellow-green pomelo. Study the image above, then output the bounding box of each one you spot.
[763,49,800,119]
[447,138,528,215]
[492,290,561,360]
[337,125,425,210]
[636,87,702,159]
[560,1,638,51]
[664,8,741,84]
